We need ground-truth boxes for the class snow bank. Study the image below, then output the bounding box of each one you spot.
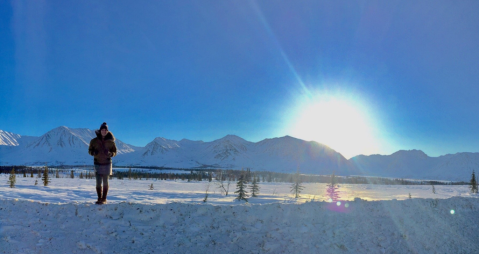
[1,197,478,253]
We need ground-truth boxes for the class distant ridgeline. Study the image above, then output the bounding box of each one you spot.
[2,127,479,182]
[0,166,468,185]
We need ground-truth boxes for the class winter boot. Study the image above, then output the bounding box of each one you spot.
[101,186,109,204]
[95,187,102,205]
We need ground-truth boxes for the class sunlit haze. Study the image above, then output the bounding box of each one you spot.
[1,1,479,158]
[284,88,390,159]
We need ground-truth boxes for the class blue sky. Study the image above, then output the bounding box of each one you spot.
[1,0,479,158]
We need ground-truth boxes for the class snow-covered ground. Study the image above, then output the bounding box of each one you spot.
[0,174,475,204]
[1,175,479,253]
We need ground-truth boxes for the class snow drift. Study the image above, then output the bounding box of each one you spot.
[1,197,478,253]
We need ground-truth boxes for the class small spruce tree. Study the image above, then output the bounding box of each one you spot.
[8,168,16,188]
[34,179,38,185]
[234,173,248,202]
[249,174,260,197]
[326,172,340,202]
[291,170,304,199]
[30,170,33,178]
[70,170,74,179]
[56,170,60,178]
[42,166,51,186]
[431,184,436,194]
[470,170,478,194]
[80,172,84,179]
[128,167,132,180]
[37,169,42,178]
[23,170,26,178]
[149,183,154,190]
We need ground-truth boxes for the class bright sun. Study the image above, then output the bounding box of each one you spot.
[287,92,382,159]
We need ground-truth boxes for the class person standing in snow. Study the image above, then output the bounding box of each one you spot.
[88,122,117,204]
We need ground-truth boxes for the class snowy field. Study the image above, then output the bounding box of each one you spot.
[1,175,479,253]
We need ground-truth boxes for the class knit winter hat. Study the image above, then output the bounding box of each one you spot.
[100,122,109,131]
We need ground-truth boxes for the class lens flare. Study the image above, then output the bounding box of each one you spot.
[450,209,455,215]
[336,201,341,206]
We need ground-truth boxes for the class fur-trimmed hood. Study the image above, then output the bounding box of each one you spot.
[95,130,115,141]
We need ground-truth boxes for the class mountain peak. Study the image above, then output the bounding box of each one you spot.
[142,137,180,156]
[222,134,242,139]
[28,126,90,150]
[392,149,428,158]
[149,137,180,148]
[153,137,178,143]
[217,134,247,143]
[51,126,70,132]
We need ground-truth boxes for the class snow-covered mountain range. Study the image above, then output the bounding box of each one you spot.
[0,127,140,166]
[1,126,478,180]
[350,150,479,181]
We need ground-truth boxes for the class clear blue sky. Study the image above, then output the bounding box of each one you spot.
[1,0,478,158]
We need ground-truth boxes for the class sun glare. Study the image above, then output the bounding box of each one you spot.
[286,90,383,159]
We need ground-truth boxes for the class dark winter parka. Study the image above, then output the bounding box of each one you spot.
[88,130,117,174]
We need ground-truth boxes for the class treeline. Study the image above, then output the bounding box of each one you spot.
[1,166,469,185]
[0,166,45,175]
